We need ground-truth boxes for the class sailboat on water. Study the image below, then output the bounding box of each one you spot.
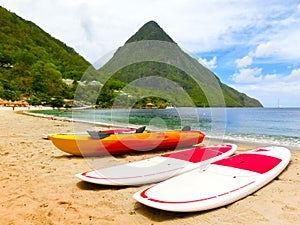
[277,98,283,109]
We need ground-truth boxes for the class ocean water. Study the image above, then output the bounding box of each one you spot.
[32,107,300,150]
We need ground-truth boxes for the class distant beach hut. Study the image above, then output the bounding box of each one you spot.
[2,100,8,106]
[22,101,29,106]
[0,99,29,107]
[145,103,155,109]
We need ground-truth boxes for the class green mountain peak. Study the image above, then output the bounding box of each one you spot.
[125,20,175,44]
[99,21,263,108]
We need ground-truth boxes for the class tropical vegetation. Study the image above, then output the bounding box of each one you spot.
[0,6,90,106]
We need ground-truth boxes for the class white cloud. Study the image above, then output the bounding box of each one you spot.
[284,68,300,82]
[235,55,253,68]
[198,56,217,69]
[275,30,300,61]
[231,81,300,107]
[253,42,275,58]
[264,74,278,82]
[231,68,300,107]
[232,67,300,85]
[241,18,300,62]
[253,34,300,61]
[2,0,299,63]
[232,68,263,83]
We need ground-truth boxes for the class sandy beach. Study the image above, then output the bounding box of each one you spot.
[0,107,299,225]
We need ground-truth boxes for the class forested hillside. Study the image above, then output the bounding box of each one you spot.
[0,6,90,105]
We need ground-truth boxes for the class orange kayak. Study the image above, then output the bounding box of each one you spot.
[48,130,205,156]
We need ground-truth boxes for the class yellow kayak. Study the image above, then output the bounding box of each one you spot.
[48,130,205,156]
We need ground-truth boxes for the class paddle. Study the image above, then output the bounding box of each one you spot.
[87,126,147,139]
[87,131,112,139]
[135,126,146,133]
[181,125,191,131]
[88,125,189,139]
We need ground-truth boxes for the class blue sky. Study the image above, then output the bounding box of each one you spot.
[1,0,300,107]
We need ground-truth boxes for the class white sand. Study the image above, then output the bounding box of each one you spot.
[0,107,299,224]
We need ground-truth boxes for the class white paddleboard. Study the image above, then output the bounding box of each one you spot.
[76,144,237,186]
[134,146,291,212]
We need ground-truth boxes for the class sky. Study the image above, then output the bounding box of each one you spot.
[1,0,300,107]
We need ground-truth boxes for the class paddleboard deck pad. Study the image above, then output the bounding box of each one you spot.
[134,146,291,212]
[76,144,237,186]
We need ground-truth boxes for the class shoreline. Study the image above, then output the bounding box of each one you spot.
[23,107,300,150]
[0,108,299,224]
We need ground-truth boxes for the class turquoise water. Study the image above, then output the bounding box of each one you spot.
[31,107,300,150]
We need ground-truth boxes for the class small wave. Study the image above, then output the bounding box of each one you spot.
[206,133,300,150]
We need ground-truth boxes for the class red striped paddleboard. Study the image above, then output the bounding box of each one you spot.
[134,146,291,212]
[76,144,237,186]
